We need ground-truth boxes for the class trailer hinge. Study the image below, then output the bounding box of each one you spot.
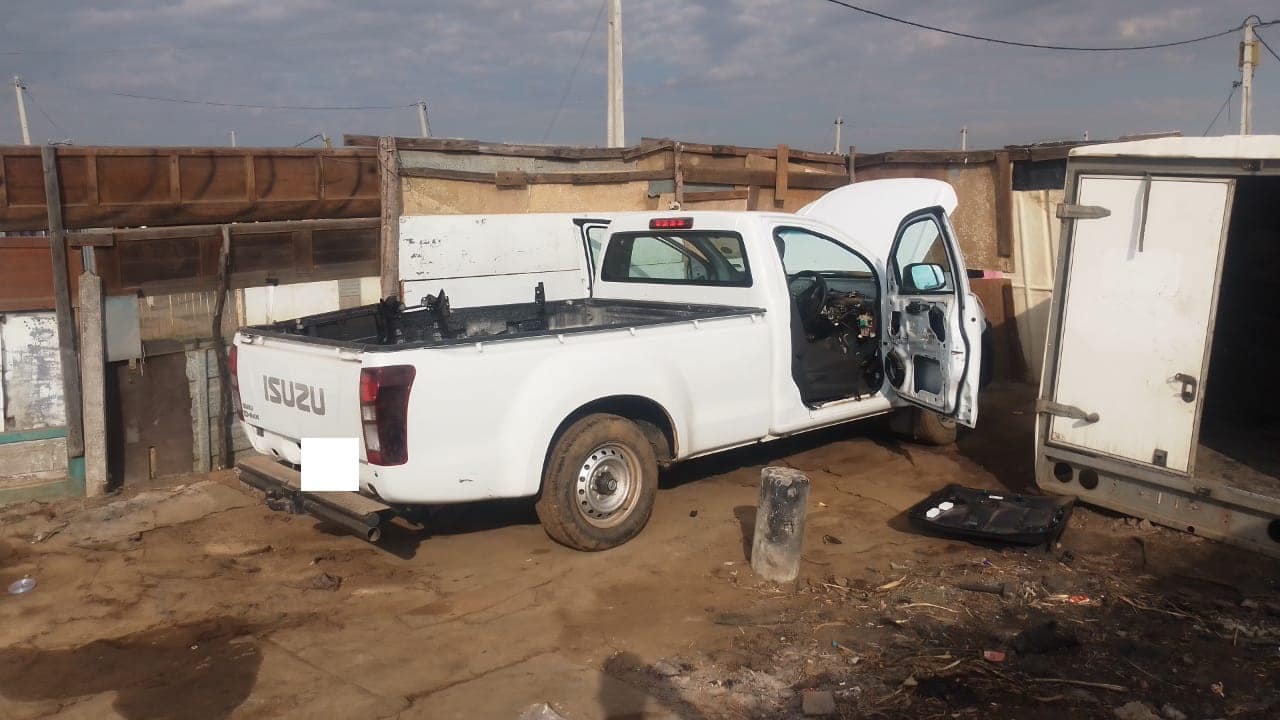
[1056,204,1111,220]
[1036,399,1099,424]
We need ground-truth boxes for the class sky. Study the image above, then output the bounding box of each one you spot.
[0,1,1276,152]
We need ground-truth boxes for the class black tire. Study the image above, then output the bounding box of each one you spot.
[910,407,958,445]
[535,413,659,551]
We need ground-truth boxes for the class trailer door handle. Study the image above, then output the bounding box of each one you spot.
[1036,399,1099,424]
[1172,373,1198,403]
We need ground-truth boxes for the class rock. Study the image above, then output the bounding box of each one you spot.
[652,660,681,678]
[306,572,342,591]
[517,703,569,720]
[901,675,918,688]
[801,690,836,716]
[1113,701,1161,720]
[1239,598,1258,610]
[1160,703,1186,720]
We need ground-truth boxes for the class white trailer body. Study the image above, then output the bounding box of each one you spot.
[1035,136,1280,557]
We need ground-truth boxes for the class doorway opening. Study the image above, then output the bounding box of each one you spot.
[1199,176,1280,494]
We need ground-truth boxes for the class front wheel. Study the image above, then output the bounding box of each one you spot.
[890,407,957,445]
[535,413,659,551]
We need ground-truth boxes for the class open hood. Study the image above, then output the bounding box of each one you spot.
[797,179,958,260]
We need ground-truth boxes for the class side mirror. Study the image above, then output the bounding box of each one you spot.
[903,263,947,292]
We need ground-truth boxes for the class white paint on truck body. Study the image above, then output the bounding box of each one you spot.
[235,181,982,505]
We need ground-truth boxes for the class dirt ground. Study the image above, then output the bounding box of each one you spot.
[1,383,1278,720]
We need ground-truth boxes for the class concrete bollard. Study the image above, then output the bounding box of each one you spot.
[750,466,810,583]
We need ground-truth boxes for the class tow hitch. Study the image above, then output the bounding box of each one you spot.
[237,454,394,542]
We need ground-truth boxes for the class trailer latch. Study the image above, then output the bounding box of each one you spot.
[1036,399,1100,424]
[1056,204,1111,220]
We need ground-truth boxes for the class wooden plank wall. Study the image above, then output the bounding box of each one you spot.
[0,146,378,232]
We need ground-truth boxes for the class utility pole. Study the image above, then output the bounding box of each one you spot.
[1240,16,1259,135]
[229,130,237,147]
[416,101,431,138]
[833,116,844,154]
[960,126,967,151]
[13,76,31,145]
[606,0,625,147]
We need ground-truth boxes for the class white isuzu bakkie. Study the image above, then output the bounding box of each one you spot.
[233,179,984,550]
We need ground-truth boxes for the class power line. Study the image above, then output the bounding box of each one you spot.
[1203,81,1241,136]
[33,81,412,111]
[542,0,608,142]
[819,1,1272,51]
[1256,29,1280,64]
[20,85,70,138]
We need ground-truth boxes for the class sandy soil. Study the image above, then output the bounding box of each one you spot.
[0,384,1277,720]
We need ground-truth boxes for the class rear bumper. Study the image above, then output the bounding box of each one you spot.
[236,453,395,542]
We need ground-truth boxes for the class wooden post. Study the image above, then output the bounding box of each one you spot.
[773,144,789,208]
[994,150,1014,262]
[77,271,107,496]
[378,136,401,299]
[211,225,233,470]
[673,142,685,207]
[750,466,810,583]
[42,145,85,460]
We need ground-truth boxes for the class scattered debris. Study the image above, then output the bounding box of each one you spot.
[1210,681,1225,698]
[982,650,1007,662]
[821,534,842,545]
[1160,703,1187,720]
[1113,700,1161,720]
[876,576,906,592]
[955,580,1011,598]
[517,702,569,720]
[7,576,36,595]
[801,689,836,716]
[689,510,698,518]
[29,522,67,543]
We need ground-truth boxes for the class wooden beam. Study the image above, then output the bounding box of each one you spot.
[993,151,1014,259]
[68,217,379,245]
[345,134,632,160]
[682,189,748,203]
[42,145,84,461]
[397,166,671,185]
[854,150,998,167]
[681,166,848,190]
[378,137,401,299]
[637,137,846,166]
[774,144,789,206]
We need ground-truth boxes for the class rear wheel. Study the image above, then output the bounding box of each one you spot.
[536,413,659,551]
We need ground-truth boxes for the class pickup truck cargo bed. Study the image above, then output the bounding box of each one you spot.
[244,297,762,351]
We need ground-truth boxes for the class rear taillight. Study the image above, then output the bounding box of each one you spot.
[359,365,415,466]
[228,345,243,420]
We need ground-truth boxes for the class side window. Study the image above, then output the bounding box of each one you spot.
[600,233,751,286]
[775,227,874,276]
[892,216,954,293]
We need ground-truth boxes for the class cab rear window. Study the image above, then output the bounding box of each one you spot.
[600,232,751,287]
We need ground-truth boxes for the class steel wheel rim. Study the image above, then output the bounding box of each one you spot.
[576,443,641,528]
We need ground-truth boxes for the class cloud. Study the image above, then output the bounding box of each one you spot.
[0,0,1271,150]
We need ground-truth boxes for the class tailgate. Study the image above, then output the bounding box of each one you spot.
[236,334,364,459]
